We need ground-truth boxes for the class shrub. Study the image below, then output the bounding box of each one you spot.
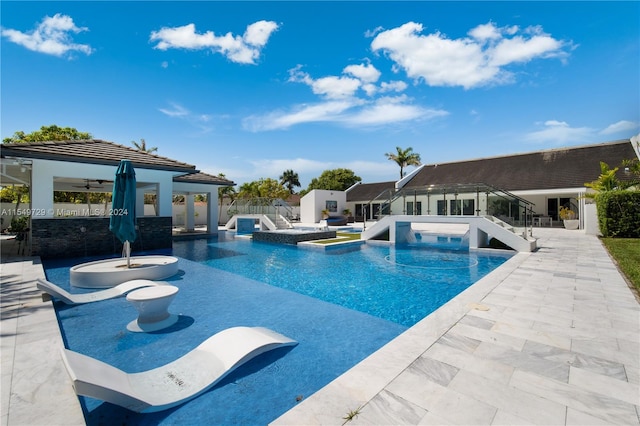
[596,190,640,237]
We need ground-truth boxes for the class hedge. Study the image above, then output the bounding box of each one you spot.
[595,190,640,238]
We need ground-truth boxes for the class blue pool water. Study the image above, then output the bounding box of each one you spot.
[172,236,512,327]
[44,236,512,425]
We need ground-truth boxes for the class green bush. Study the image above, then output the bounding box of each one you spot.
[596,191,640,237]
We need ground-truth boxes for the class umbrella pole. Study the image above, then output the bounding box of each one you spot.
[124,241,131,268]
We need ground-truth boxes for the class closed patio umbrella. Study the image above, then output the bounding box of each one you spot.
[109,160,137,268]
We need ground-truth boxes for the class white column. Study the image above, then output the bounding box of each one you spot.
[30,161,54,217]
[207,191,218,233]
[186,194,195,231]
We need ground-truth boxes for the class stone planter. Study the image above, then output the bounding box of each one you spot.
[563,219,579,230]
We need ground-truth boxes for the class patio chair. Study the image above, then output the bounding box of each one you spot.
[37,278,160,305]
[61,326,297,413]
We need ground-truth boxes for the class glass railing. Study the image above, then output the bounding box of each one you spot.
[227,198,294,227]
[366,183,535,227]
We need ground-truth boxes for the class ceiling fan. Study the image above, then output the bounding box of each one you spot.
[72,179,112,190]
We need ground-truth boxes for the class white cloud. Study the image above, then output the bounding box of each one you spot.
[149,20,278,64]
[343,95,448,126]
[371,21,570,89]
[599,120,639,135]
[468,22,502,41]
[379,81,408,93]
[524,120,594,143]
[243,100,359,131]
[289,65,362,99]
[490,33,564,67]
[1,13,93,57]
[248,61,447,131]
[158,102,190,117]
[158,102,217,133]
[243,95,447,131]
[243,20,279,47]
[344,63,381,83]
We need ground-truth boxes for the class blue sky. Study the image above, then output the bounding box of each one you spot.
[2,1,639,189]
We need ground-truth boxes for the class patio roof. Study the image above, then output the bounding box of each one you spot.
[173,171,234,186]
[0,139,197,173]
[346,181,395,202]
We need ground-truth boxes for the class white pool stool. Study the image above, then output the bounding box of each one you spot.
[126,285,179,332]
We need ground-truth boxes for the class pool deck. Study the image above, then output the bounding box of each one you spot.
[2,228,639,425]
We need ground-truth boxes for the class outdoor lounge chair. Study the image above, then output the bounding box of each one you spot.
[37,278,160,305]
[61,326,297,413]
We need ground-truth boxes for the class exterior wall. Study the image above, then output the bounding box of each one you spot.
[300,190,347,223]
[348,189,587,228]
[584,203,601,235]
[30,216,172,258]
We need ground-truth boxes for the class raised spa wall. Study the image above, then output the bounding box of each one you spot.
[252,230,336,245]
[30,217,172,258]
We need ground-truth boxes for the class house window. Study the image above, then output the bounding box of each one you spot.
[437,200,447,215]
[450,200,462,215]
[463,199,475,215]
[407,201,422,215]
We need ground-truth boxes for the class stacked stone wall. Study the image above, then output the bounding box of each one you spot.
[30,217,172,258]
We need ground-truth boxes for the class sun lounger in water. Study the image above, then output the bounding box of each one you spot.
[61,326,297,413]
[37,278,160,305]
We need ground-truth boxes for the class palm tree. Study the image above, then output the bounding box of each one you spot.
[217,174,237,224]
[131,138,158,154]
[385,146,421,179]
[279,169,301,194]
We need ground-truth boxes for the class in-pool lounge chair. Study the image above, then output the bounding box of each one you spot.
[37,278,160,305]
[61,326,297,413]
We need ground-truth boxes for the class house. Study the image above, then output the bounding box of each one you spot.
[0,139,234,258]
[345,139,639,230]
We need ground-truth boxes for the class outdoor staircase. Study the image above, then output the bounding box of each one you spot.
[226,198,295,230]
[361,215,537,252]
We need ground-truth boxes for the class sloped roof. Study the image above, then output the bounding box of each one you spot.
[346,181,395,202]
[0,139,196,172]
[403,140,636,191]
[173,171,234,186]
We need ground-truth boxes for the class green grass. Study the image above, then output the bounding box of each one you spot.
[601,238,640,295]
[311,232,361,245]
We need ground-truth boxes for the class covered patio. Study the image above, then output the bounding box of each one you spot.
[0,140,234,258]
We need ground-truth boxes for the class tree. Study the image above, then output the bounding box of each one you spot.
[237,178,289,200]
[279,169,301,194]
[385,146,421,179]
[3,125,91,143]
[584,162,622,197]
[217,173,237,221]
[303,168,361,195]
[132,138,158,154]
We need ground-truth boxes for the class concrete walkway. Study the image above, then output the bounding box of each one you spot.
[1,228,638,425]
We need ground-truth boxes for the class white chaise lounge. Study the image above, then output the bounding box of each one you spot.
[37,278,161,305]
[61,326,297,413]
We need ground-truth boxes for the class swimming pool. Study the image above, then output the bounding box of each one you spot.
[172,236,512,327]
[44,236,512,425]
